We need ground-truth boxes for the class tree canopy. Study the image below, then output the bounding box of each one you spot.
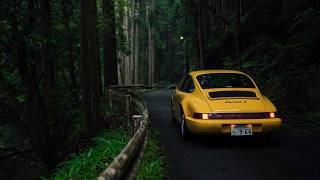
[0,0,319,178]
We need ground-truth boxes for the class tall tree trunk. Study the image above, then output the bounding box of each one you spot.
[148,0,155,85]
[117,52,124,84]
[8,7,51,165]
[40,0,55,89]
[134,1,140,84]
[145,0,149,85]
[234,0,242,70]
[40,0,56,140]
[152,0,155,82]
[168,29,174,81]
[61,0,77,90]
[124,5,130,85]
[102,0,118,89]
[196,0,204,69]
[184,41,189,74]
[115,0,125,85]
[80,0,102,135]
[97,35,103,95]
[129,0,135,85]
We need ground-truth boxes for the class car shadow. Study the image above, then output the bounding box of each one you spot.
[170,119,280,149]
[186,134,280,149]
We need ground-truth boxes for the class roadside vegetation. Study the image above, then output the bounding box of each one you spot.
[51,129,129,180]
[137,130,167,180]
[50,125,166,180]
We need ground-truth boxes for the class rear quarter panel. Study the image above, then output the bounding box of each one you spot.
[181,90,211,118]
[261,95,278,112]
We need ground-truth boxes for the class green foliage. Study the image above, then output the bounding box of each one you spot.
[16,95,27,104]
[153,0,190,82]
[208,1,320,109]
[240,14,249,24]
[0,0,85,164]
[137,130,166,180]
[222,56,235,70]
[0,127,13,145]
[51,129,129,180]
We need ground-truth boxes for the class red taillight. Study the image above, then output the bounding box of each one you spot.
[193,113,202,119]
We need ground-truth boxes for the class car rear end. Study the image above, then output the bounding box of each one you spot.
[186,71,282,136]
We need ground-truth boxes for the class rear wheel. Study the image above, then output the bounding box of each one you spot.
[180,112,190,140]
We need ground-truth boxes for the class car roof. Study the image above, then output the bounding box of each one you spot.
[189,69,247,77]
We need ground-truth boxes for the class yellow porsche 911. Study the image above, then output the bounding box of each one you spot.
[169,70,281,139]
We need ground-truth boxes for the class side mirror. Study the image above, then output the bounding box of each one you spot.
[168,85,177,91]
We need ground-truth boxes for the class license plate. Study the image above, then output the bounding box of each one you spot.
[231,125,253,136]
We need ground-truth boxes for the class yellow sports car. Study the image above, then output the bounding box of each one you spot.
[169,70,281,139]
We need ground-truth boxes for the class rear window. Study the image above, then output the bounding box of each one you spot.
[196,73,255,89]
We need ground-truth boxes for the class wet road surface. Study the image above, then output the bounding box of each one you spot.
[143,89,320,180]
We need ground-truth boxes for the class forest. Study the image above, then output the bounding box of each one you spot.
[1,0,320,178]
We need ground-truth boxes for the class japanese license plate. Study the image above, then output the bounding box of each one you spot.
[231,125,253,136]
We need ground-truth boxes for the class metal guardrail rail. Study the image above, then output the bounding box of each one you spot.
[97,87,150,180]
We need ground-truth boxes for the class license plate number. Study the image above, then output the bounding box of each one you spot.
[231,125,253,136]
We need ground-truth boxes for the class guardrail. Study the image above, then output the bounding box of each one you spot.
[97,87,150,180]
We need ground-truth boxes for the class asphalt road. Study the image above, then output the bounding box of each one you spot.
[143,89,320,180]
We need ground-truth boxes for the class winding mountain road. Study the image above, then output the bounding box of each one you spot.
[143,89,320,180]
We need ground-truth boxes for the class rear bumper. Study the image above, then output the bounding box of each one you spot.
[185,116,282,135]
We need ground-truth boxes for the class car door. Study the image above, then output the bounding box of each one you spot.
[173,75,195,119]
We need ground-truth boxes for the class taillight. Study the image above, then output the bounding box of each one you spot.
[193,112,277,119]
[193,113,209,119]
[193,113,201,119]
[267,112,276,118]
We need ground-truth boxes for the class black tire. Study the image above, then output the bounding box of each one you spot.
[180,112,190,140]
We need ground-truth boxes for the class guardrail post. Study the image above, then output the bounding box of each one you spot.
[132,115,142,133]
[97,87,149,180]
[125,95,131,128]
